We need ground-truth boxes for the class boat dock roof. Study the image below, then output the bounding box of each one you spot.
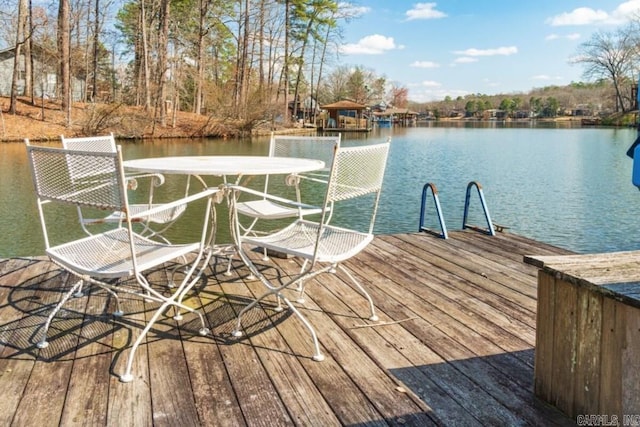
[0,231,575,426]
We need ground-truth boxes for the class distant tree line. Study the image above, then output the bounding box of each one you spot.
[1,2,638,130]
[414,80,618,120]
[412,17,640,120]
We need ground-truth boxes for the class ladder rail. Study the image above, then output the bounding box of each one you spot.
[462,181,495,236]
[418,182,448,239]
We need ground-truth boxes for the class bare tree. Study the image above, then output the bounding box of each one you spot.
[281,0,290,124]
[9,0,29,114]
[234,0,250,112]
[139,0,151,109]
[193,0,214,114]
[58,0,71,126]
[290,0,338,120]
[24,0,32,103]
[155,0,170,126]
[388,84,409,108]
[91,0,100,101]
[574,26,639,112]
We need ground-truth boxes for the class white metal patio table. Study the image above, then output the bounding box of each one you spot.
[123,155,325,184]
[123,155,326,267]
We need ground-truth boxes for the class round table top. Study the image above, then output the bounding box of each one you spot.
[123,155,325,176]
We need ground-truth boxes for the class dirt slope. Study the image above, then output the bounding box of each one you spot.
[0,96,244,142]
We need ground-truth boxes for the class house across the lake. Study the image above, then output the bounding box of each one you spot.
[0,44,84,101]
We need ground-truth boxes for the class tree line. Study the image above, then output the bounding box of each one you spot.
[2,2,639,132]
[414,17,640,121]
[415,80,624,121]
[2,0,402,131]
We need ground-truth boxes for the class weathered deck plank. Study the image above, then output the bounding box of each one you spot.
[341,240,553,425]
[0,231,576,426]
[57,291,112,427]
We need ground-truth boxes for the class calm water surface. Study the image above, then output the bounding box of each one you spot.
[2,123,639,257]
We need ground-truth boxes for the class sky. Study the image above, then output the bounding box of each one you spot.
[336,1,640,103]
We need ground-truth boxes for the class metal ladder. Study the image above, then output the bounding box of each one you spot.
[419,181,497,238]
[418,183,448,239]
[462,181,495,236]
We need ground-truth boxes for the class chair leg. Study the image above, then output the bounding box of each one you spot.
[38,275,127,350]
[231,288,279,337]
[120,300,170,382]
[37,279,84,349]
[224,254,234,276]
[103,288,124,317]
[232,284,323,361]
[98,284,124,317]
[295,260,309,303]
[231,286,325,362]
[166,254,197,289]
[174,249,213,320]
[172,286,210,328]
[73,280,85,298]
[120,298,209,383]
[282,296,324,361]
[171,299,210,335]
[337,265,379,321]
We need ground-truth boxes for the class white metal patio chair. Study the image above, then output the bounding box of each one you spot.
[235,133,341,226]
[230,141,391,361]
[61,134,188,242]
[230,133,340,273]
[25,140,218,382]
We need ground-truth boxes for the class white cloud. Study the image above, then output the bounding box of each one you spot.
[532,75,563,81]
[546,33,581,41]
[453,57,478,64]
[340,34,401,55]
[453,46,518,56]
[546,7,609,26]
[413,87,469,102]
[338,2,371,18]
[546,2,640,27]
[610,0,640,24]
[569,54,588,63]
[405,3,447,21]
[410,61,440,68]
[420,80,441,87]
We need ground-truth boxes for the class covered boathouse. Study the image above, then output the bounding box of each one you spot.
[318,100,371,132]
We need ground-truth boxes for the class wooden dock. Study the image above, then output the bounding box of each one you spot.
[0,231,577,426]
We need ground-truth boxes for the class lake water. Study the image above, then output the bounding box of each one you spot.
[2,123,640,257]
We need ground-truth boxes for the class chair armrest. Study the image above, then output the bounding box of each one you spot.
[128,187,222,220]
[124,172,166,190]
[230,185,320,211]
[288,171,330,186]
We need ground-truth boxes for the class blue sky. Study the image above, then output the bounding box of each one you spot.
[336,1,640,102]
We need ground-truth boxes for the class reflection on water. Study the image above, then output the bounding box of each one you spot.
[2,124,640,257]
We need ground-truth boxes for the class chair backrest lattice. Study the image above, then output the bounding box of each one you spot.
[322,141,391,233]
[61,134,118,181]
[256,133,341,203]
[61,134,117,152]
[270,134,341,170]
[327,143,390,202]
[26,143,127,212]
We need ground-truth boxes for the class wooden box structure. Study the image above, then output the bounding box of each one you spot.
[525,252,640,420]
